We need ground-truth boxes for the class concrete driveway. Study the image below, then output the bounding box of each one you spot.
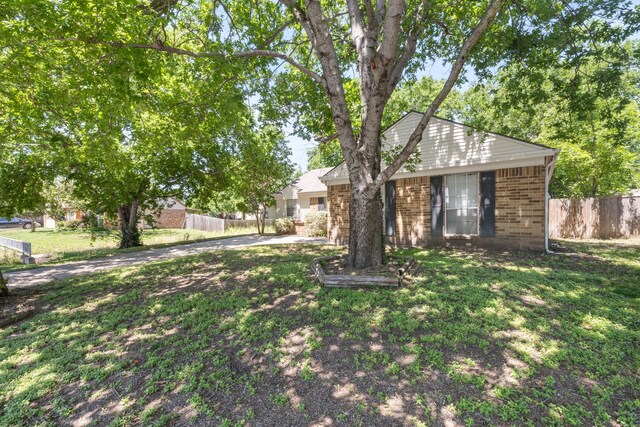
[5,234,327,290]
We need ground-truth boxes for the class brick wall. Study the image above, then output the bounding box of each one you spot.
[327,165,547,251]
[389,176,430,247]
[493,165,546,250]
[153,209,186,229]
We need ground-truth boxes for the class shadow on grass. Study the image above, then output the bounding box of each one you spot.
[1,242,638,426]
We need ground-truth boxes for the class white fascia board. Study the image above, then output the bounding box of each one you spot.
[297,190,327,197]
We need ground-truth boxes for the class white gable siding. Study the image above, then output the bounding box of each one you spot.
[322,112,557,183]
[281,185,298,200]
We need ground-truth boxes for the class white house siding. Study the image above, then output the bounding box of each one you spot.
[322,112,556,183]
[271,169,330,221]
[271,192,328,221]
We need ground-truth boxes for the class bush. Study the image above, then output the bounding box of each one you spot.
[80,212,102,229]
[59,220,82,230]
[274,218,295,235]
[305,211,328,237]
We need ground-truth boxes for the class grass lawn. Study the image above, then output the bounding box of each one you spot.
[0,227,267,271]
[0,240,639,426]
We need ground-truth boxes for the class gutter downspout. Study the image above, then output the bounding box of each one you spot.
[544,152,559,254]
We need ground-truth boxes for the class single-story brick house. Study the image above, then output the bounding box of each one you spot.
[140,198,187,229]
[320,111,560,251]
[43,208,85,228]
[270,168,331,221]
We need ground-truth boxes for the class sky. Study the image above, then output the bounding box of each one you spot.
[285,59,467,171]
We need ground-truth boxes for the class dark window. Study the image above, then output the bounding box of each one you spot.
[385,181,396,236]
[286,199,297,217]
[430,176,443,236]
[317,197,326,211]
[480,171,496,236]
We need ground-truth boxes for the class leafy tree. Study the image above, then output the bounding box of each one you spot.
[3,0,638,267]
[383,76,466,127]
[0,142,60,230]
[1,1,249,248]
[43,181,78,225]
[198,192,246,219]
[193,126,293,232]
[307,138,343,170]
[232,127,294,234]
[460,42,640,198]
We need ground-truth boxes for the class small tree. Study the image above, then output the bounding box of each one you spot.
[234,127,295,234]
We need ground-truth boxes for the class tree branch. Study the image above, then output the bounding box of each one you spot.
[279,0,359,174]
[95,39,324,84]
[372,0,506,193]
[256,19,295,50]
[346,0,366,50]
[377,0,406,63]
[386,0,431,95]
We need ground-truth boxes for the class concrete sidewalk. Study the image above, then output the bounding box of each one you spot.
[6,234,326,289]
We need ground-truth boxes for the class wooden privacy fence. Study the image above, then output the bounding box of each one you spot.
[549,195,640,239]
[184,214,225,233]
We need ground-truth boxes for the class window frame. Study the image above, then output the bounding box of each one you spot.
[286,199,297,218]
[443,172,480,237]
[385,180,396,236]
[317,196,326,211]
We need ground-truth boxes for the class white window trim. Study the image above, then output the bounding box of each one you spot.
[443,173,480,237]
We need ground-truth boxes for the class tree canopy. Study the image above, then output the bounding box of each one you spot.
[461,41,640,198]
[0,1,253,247]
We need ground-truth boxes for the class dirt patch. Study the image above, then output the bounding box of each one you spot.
[0,290,41,328]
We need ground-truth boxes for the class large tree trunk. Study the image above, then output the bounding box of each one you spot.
[347,186,384,268]
[0,270,9,298]
[117,200,142,249]
[30,214,36,233]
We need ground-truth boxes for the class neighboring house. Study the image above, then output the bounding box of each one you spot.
[140,198,187,229]
[320,111,560,251]
[270,168,331,221]
[42,208,84,228]
[43,198,187,229]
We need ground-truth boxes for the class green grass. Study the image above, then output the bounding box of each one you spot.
[0,240,638,426]
[0,227,270,271]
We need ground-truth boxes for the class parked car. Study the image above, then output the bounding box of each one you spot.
[0,217,41,229]
[19,218,42,229]
[0,217,21,228]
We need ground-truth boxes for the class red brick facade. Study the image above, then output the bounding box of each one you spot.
[153,209,186,229]
[493,165,546,250]
[327,166,547,251]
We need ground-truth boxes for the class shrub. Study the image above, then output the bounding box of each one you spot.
[305,211,328,237]
[80,212,102,229]
[59,220,82,230]
[274,218,295,235]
